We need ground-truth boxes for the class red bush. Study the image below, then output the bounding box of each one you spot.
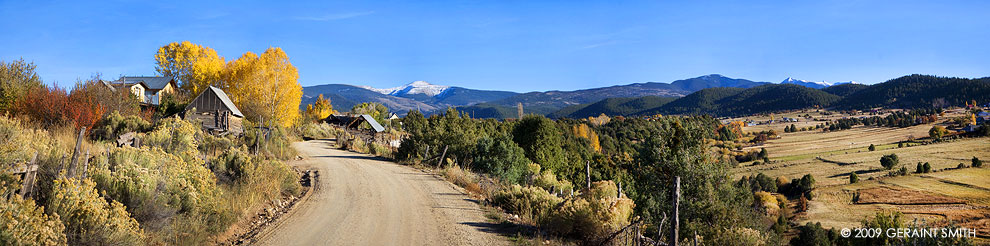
[16,85,105,133]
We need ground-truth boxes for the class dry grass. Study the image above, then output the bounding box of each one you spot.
[801,168,990,238]
[856,186,966,205]
[727,111,990,240]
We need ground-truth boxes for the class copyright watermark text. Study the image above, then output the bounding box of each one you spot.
[840,227,977,239]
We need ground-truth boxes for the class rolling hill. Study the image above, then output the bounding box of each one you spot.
[835,74,990,109]
[635,84,840,117]
[548,96,677,119]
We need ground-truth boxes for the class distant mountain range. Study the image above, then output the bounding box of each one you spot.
[780,77,857,89]
[300,74,990,119]
[301,74,770,116]
[558,75,990,118]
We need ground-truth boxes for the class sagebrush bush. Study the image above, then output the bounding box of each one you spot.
[531,167,573,195]
[492,185,564,223]
[298,122,340,140]
[143,117,199,162]
[47,178,145,245]
[441,165,483,195]
[0,191,66,245]
[0,115,56,165]
[754,191,780,214]
[545,180,635,241]
[89,146,227,232]
[91,111,150,141]
[712,227,768,246]
[241,121,298,160]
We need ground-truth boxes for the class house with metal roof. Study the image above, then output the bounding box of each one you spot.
[325,114,386,134]
[106,76,178,105]
[184,86,244,135]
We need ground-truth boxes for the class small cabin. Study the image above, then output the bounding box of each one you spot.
[325,114,386,134]
[184,86,244,135]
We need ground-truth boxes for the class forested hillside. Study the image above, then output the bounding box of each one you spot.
[548,96,676,119]
[821,83,869,97]
[836,74,990,109]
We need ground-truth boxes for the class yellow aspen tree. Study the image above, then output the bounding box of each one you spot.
[154,41,225,95]
[223,47,302,127]
[305,94,333,120]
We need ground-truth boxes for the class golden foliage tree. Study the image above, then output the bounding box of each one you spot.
[224,47,302,127]
[154,41,226,96]
[305,94,333,120]
[571,123,601,152]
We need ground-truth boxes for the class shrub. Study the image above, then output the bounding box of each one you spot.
[753,191,779,214]
[298,122,340,140]
[473,135,530,184]
[849,172,859,184]
[491,185,563,223]
[441,165,482,195]
[92,111,151,141]
[868,144,876,151]
[89,146,227,232]
[143,117,200,162]
[47,178,145,245]
[545,180,635,241]
[790,222,836,246]
[973,157,983,168]
[928,125,949,139]
[880,154,899,170]
[532,168,574,195]
[714,227,767,246]
[922,162,932,173]
[0,192,66,245]
[916,162,924,173]
[0,58,43,112]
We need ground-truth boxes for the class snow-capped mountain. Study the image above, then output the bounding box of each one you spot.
[781,77,832,89]
[359,81,451,97]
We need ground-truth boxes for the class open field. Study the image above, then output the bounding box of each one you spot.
[803,168,990,239]
[728,111,990,241]
[732,124,990,187]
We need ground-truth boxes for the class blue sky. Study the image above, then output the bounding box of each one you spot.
[1,0,988,92]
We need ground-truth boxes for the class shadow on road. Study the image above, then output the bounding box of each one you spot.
[311,155,390,161]
[460,221,540,238]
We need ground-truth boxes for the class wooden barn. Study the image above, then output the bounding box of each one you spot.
[184,86,244,135]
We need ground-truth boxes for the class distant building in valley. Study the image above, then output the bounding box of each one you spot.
[184,86,244,135]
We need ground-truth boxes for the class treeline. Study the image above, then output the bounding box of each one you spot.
[825,109,939,132]
[396,109,774,244]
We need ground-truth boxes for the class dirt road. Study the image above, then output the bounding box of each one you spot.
[253,140,506,246]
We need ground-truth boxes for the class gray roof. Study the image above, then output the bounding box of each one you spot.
[185,86,244,117]
[209,86,243,117]
[118,76,175,90]
[360,114,386,133]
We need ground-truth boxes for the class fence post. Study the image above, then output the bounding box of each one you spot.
[19,153,39,198]
[437,145,448,168]
[68,127,85,178]
[81,150,90,179]
[671,176,680,246]
[586,160,591,189]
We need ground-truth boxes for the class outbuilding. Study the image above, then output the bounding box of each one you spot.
[184,86,244,135]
